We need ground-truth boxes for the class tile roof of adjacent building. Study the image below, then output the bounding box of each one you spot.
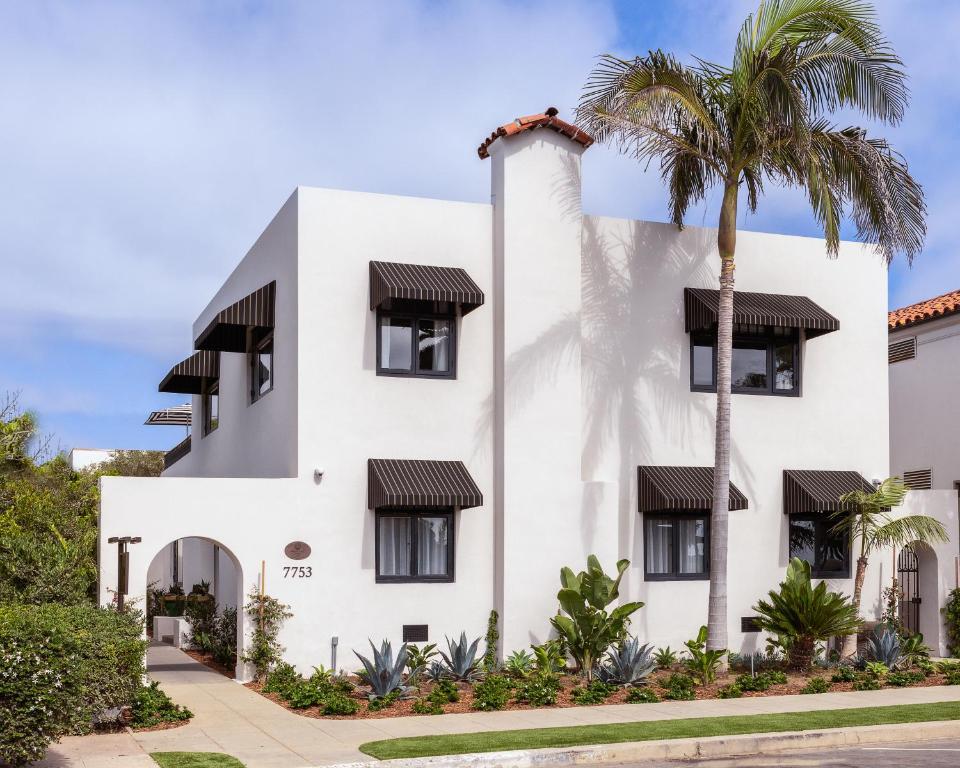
[477,107,594,159]
[888,288,960,331]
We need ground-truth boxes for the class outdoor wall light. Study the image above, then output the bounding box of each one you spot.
[314,468,325,484]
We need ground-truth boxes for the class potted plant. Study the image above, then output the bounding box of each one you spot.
[162,583,186,616]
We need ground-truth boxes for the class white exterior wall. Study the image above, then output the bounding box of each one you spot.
[890,313,960,494]
[580,216,890,653]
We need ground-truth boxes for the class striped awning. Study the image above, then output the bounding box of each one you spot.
[368,458,483,509]
[195,281,276,353]
[637,466,749,512]
[145,403,192,426]
[158,351,220,395]
[684,288,839,338]
[783,469,874,514]
[370,261,484,314]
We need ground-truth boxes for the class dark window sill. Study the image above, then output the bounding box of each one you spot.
[376,368,456,380]
[691,385,800,398]
[644,573,710,582]
[375,575,455,584]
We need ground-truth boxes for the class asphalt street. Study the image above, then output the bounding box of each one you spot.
[613,738,960,766]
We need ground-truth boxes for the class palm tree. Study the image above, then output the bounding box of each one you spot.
[577,0,925,656]
[832,477,947,656]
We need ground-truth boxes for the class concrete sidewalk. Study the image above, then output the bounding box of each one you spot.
[37,644,960,768]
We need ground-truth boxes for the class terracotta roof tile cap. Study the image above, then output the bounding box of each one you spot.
[477,107,594,159]
[888,287,960,330]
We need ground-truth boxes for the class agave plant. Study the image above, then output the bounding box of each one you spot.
[425,659,446,683]
[597,636,655,686]
[504,649,534,678]
[866,627,903,670]
[753,558,860,672]
[440,632,482,681]
[354,639,418,700]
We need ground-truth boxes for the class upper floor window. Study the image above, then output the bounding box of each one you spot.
[691,325,800,396]
[250,330,273,402]
[376,509,454,582]
[202,381,219,436]
[788,515,850,578]
[377,301,456,378]
[643,512,709,581]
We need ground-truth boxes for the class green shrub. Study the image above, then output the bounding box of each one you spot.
[321,693,359,716]
[130,681,192,728]
[865,661,889,680]
[286,679,329,709]
[429,679,459,704]
[830,665,857,683]
[717,683,742,699]
[0,603,146,766]
[683,626,727,685]
[886,670,924,687]
[412,697,444,715]
[943,587,960,657]
[654,646,678,669]
[943,667,960,686]
[917,658,937,677]
[661,672,697,700]
[483,609,500,671]
[514,674,560,706]
[735,671,786,692]
[368,689,402,711]
[570,680,616,705]
[241,588,292,682]
[765,670,788,684]
[263,662,300,698]
[800,677,830,694]
[852,677,883,691]
[472,675,512,711]
[625,687,660,703]
[505,649,534,678]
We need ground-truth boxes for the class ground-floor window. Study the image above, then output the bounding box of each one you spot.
[643,512,709,580]
[375,509,454,582]
[788,514,850,578]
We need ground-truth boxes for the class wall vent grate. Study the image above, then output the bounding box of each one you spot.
[888,337,917,364]
[902,469,932,490]
[402,624,428,643]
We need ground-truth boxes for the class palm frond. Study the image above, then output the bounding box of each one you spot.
[873,515,949,549]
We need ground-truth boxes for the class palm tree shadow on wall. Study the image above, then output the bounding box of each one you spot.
[474,198,756,641]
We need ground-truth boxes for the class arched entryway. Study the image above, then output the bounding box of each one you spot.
[145,536,245,678]
[897,542,939,644]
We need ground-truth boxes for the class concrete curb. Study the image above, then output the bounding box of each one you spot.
[330,720,960,768]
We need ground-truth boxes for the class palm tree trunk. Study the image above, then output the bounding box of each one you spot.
[708,181,738,662]
[842,556,869,657]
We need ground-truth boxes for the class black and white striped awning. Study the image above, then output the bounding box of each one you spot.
[684,288,840,338]
[370,261,484,314]
[158,351,220,395]
[638,465,749,512]
[368,458,483,509]
[195,281,276,353]
[782,469,874,514]
[145,403,192,426]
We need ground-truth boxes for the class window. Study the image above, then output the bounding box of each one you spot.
[202,381,219,436]
[643,513,709,580]
[788,515,850,578]
[691,325,800,396]
[377,302,456,378]
[375,510,454,582]
[250,330,273,402]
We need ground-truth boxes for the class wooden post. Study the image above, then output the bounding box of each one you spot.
[259,560,266,636]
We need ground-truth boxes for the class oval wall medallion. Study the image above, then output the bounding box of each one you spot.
[284,541,312,560]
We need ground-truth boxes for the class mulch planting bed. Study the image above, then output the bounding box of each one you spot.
[246,668,956,720]
[183,647,237,679]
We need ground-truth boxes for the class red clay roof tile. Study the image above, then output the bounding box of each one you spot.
[888,288,960,330]
[477,107,594,159]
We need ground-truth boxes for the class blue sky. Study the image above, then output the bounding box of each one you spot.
[2,0,957,454]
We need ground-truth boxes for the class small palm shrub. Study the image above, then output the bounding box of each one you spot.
[717,683,742,699]
[625,687,660,703]
[550,556,643,681]
[865,661,889,680]
[598,637,655,686]
[917,658,937,677]
[900,633,931,665]
[800,677,830,694]
[355,640,416,700]
[683,626,726,685]
[570,680,616,705]
[753,558,860,672]
[472,674,512,711]
[654,646,678,669]
[505,649,534,678]
[942,665,960,686]
[440,632,482,682]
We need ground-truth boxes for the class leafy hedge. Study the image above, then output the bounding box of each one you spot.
[0,602,146,766]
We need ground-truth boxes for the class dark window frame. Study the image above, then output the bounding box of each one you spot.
[642,511,710,581]
[201,379,220,437]
[249,329,274,403]
[374,508,456,583]
[690,325,802,397]
[788,513,851,579]
[376,302,458,379]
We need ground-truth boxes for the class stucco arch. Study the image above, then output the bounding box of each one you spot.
[907,541,942,652]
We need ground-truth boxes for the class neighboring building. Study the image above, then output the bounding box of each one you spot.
[98,108,957,678]
[69,447,117,471]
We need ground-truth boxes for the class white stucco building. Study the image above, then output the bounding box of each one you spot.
[99,108,958,678]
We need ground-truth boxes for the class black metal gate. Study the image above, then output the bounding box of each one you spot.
[897,545,920,635]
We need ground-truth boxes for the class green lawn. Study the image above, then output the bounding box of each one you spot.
[359,701,960,760]
[151,753,245,768]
